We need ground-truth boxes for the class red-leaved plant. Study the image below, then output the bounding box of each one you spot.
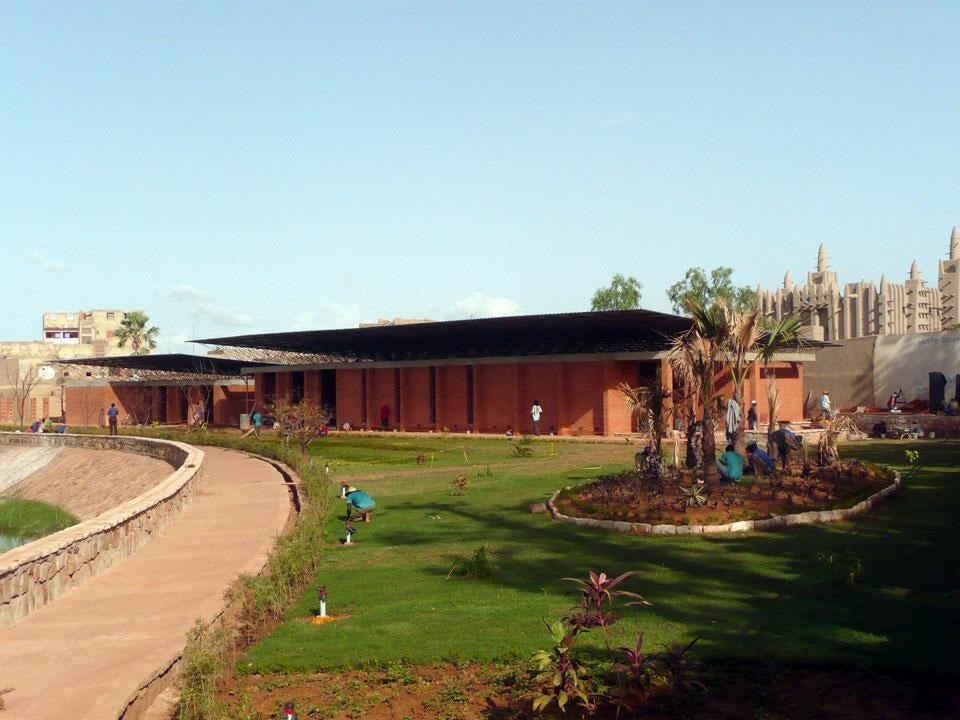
[564,571,650,635]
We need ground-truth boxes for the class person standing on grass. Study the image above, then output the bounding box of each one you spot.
[107,403,119,436]
[242,407,263,439]
[530,400,543,436]
[820,390,833,421]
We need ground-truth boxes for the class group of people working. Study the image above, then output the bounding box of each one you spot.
[27,417,68,434]
[716,423,803,482]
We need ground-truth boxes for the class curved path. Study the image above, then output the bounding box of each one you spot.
[0,446,294,720]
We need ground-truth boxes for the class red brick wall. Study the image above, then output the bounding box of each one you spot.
[558,362,604,436]
[367,368,396,428]
[64,386,109,427]
[212,384,252,426]
[437,365,469,431]
[602,361,639,435]
[474,363,519,433]
[713,360,805,427]
[304,370,321,403]
[518,362,562,434]
[401,367,432,430]
[238,357,809,437]
[336,369,364,429]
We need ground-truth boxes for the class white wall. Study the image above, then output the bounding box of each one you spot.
[873,330,960,406]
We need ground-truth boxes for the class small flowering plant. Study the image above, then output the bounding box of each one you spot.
[564,571,650,631]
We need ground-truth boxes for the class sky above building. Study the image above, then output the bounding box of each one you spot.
[2,2,958,353]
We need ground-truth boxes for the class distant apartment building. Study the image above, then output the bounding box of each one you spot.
[759,227,960,341]
[0,309,147,425]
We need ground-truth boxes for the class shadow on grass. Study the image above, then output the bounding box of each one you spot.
[374,441,960,674]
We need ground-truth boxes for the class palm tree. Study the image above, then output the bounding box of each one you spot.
[620,381,670,457]
[668,297,727,484]
[115,311,159,355]
[755,312,806,450]
[717,300,764,451]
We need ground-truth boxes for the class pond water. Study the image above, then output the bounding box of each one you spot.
[0,534,30,553]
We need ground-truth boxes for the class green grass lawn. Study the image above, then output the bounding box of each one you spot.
[0,496,78,540]
[227,435,959,677]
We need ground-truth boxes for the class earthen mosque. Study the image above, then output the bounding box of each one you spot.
[759,226,960,341]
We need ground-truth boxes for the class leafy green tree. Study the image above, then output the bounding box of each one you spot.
[591,274,643,311]
[667,266,757,315]
[115,311,159,355]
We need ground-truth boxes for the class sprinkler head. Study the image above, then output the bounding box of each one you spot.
[318,585,327,603]
[282,700,298,719]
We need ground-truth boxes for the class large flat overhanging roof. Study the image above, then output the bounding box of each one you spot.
[193,309,695,362]
[54,353,264,376]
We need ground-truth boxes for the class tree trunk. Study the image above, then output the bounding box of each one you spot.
[701,417,719,486]
[733,389,748,454]
[685,420,698,468]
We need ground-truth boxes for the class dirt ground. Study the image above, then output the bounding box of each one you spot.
[0,447,174,520]
[553,461,890,526]
[218,661,960,719]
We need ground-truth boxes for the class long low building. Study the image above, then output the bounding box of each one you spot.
[190,310,814,436]
[58,311,814,435]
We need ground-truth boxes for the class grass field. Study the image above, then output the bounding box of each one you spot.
[224,434,959,677]
[0,496,78,540]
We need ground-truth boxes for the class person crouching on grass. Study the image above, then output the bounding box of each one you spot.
[345,486,376,522]
[716,444,744,483]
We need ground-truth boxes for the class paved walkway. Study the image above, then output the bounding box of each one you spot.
[0,447,294,720]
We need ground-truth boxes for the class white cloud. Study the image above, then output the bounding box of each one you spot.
[159,284,212,303]
[157,284,256,330]
[286,303,363,331]
[444,293,523,320]
[190,302,255,328]
[28,252,67,271]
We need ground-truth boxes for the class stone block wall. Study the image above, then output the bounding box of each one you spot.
[0,433,203,626]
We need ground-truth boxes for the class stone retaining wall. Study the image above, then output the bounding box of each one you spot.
[548,470,901,536]
[0,433,203,626]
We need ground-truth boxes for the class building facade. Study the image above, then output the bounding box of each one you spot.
[0,309,147,426]
[200,310,813,436]
[760,227,959,341]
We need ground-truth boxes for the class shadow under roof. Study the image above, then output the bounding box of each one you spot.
[54,353,264,376]
[193,310,694,363]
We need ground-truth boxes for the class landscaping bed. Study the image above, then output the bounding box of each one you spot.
[552,460,895,527]
[219,661,959,719]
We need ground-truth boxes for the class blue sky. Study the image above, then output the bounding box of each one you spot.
[2,2,958,352]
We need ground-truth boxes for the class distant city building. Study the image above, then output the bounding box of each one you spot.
[358,317,433,328]
[759,227,959,341]
[0,309,147,425]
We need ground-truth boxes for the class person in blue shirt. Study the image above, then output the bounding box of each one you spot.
[345,487,376,522]
[107,403,120,436]
[241,407,263,439]
[745,440,774,475]
[716,444,744,482]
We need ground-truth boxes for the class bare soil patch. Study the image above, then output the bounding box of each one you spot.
[552,461,892,526]
[218,662,960,719]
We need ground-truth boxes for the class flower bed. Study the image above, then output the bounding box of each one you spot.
[549,461,900,535]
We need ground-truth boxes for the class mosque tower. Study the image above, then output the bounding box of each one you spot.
[939,227,960,328]
[804,243,840,340]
